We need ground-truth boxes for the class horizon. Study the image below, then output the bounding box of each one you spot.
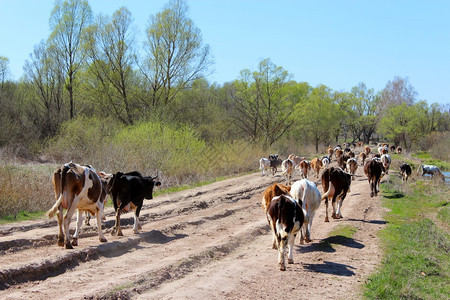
[1,0,449,106]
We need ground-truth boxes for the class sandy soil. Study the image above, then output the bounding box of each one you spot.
[0,159,389,300]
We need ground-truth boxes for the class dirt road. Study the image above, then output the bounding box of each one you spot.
[0,161,388,300]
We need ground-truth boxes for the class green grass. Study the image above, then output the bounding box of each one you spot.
[0,211,47,225]
[364,177,450,299]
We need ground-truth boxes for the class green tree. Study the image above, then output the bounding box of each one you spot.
[85,7,137,125]
[142,0,212,107]
[296,84,339,152]
[49,0,93,119]
[0,56,9,90]
[350,82,379,144]
[228,58,296,147]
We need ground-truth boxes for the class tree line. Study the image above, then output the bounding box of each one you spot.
[0,0,448,160]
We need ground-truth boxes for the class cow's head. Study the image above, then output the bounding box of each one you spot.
[144,175,161,199]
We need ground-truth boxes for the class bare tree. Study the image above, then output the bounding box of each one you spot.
[141,0,212,107]
[49,0,93,118]
[381,76,417,110]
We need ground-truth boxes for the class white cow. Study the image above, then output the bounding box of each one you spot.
[322,156,330,169]
[290,179,322,244]
[259,158,270,176]
[417,165,445,181]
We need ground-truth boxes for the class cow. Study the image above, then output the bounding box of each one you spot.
[321,167,352,222]
[281,159,294,185]
[290,179,322,244]
[378,146,388,155]
[326,147,334,161]
[322,156,330,169]
[335,149,343,161]
[417,165,445,181]
[390,145,396,152]
[269,156,283,175]
[347,158,358,180]
[310,157,323,178]
[109,171,161,236]
[381,154,391,174]
[84,171,113,226]
[400,163,412,182]
[261,183,291,248]
[267,194,305,271]
[288,154,305,173]
[259,158,270,176]
[337,154,346,171]
[299,160,311,179]
[364,158,385,197]
[397,146,403,154]
[358,152,367,166]
[364,145,371,156]
[47,162,108,249]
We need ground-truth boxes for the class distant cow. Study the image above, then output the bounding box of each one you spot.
[347,158,358,180]
[335,149,343,161]
[288,154,305,174]
[381,154,391,174]
[326,147,334,161]
[267,194,305,271]
[281,159,294,185]
[269,156,283,175]
[358,152,367,166]
[259,158,270,176]
[321,167,352,222]
[337,154,346,171]
[290,179,322,244]
[322,156,330,169]
[364,158,385,197]
[397,146,402,154]
[47,162,108,249]
[299,160,311,179]
[110,171,161,236]
[310,157,323,178]
[400,163,412,182]
[417,165,445,181]
[378,146,388,155]
[364,145,371,156]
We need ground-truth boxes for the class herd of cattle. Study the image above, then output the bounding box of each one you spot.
[45,144,445,272]
[259,143,446,271]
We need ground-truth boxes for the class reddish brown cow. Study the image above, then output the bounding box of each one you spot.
[364,158,385,197]
[364,145,371,156]
[299,160,311,179]
[47,162,108,249]
[261,183,291,213]
[358,152,367,166]
[310,157,323,178]
[326,147,334,161]
[321,167,352,222]
[347,158,358,180]
[335,149,343,161]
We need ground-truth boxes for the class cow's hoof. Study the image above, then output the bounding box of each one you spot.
[324,217,329,222]
[305,237,312,243]
[279,264,286,271]
[133,229,140,234]
[57,239,65,247]
[332,213,337,219]
[288,259,294,264]
[65,243,73,249]
[100,237,107,243]
[111,229,116,236]
[117,231,123,236]
[138,224,143,230]
[71,238,78,246]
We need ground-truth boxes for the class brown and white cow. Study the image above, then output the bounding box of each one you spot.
[358,152,367,166]
[47,162,108,249]
[310,157,323,178]
[347,158,358,180]
[281,159,294,185]
[84,171,113,226]
[267,194,305,271]
[381,154,391,174]
[322,156,331,169]
[397,146,403,154]
[261,183,291,248]
[299,160,311,179]
[364,158,385,197]
[326,146,334,161]
[335,149,344,161]
[321,167,352,222]
[290,179,322,244]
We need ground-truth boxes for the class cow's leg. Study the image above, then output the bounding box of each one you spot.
[95,205,107,243]
[63,200,78,249]
[72,209,84,246]
[113,210,123,236]
[132,206,141,234]
[305,218,313,243]
[56,206,64,247]
[324,198,330,222]
[331,195,338,219]
[84,211,91,226]
[287,233,296,264]
[278,236,287,271]
[336,193,346,219]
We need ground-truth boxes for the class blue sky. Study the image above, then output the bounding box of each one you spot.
[0,0,449,105]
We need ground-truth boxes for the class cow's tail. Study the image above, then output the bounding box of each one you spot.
[47,165,70,218]
[321,168,333,201]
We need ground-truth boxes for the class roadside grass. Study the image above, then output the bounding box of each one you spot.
[413,151,450,171]
[364,175,450,299]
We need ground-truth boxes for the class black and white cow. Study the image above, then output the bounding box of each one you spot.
[400,163,412,182]
[267,194,305,271]
[109,171,161,236]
